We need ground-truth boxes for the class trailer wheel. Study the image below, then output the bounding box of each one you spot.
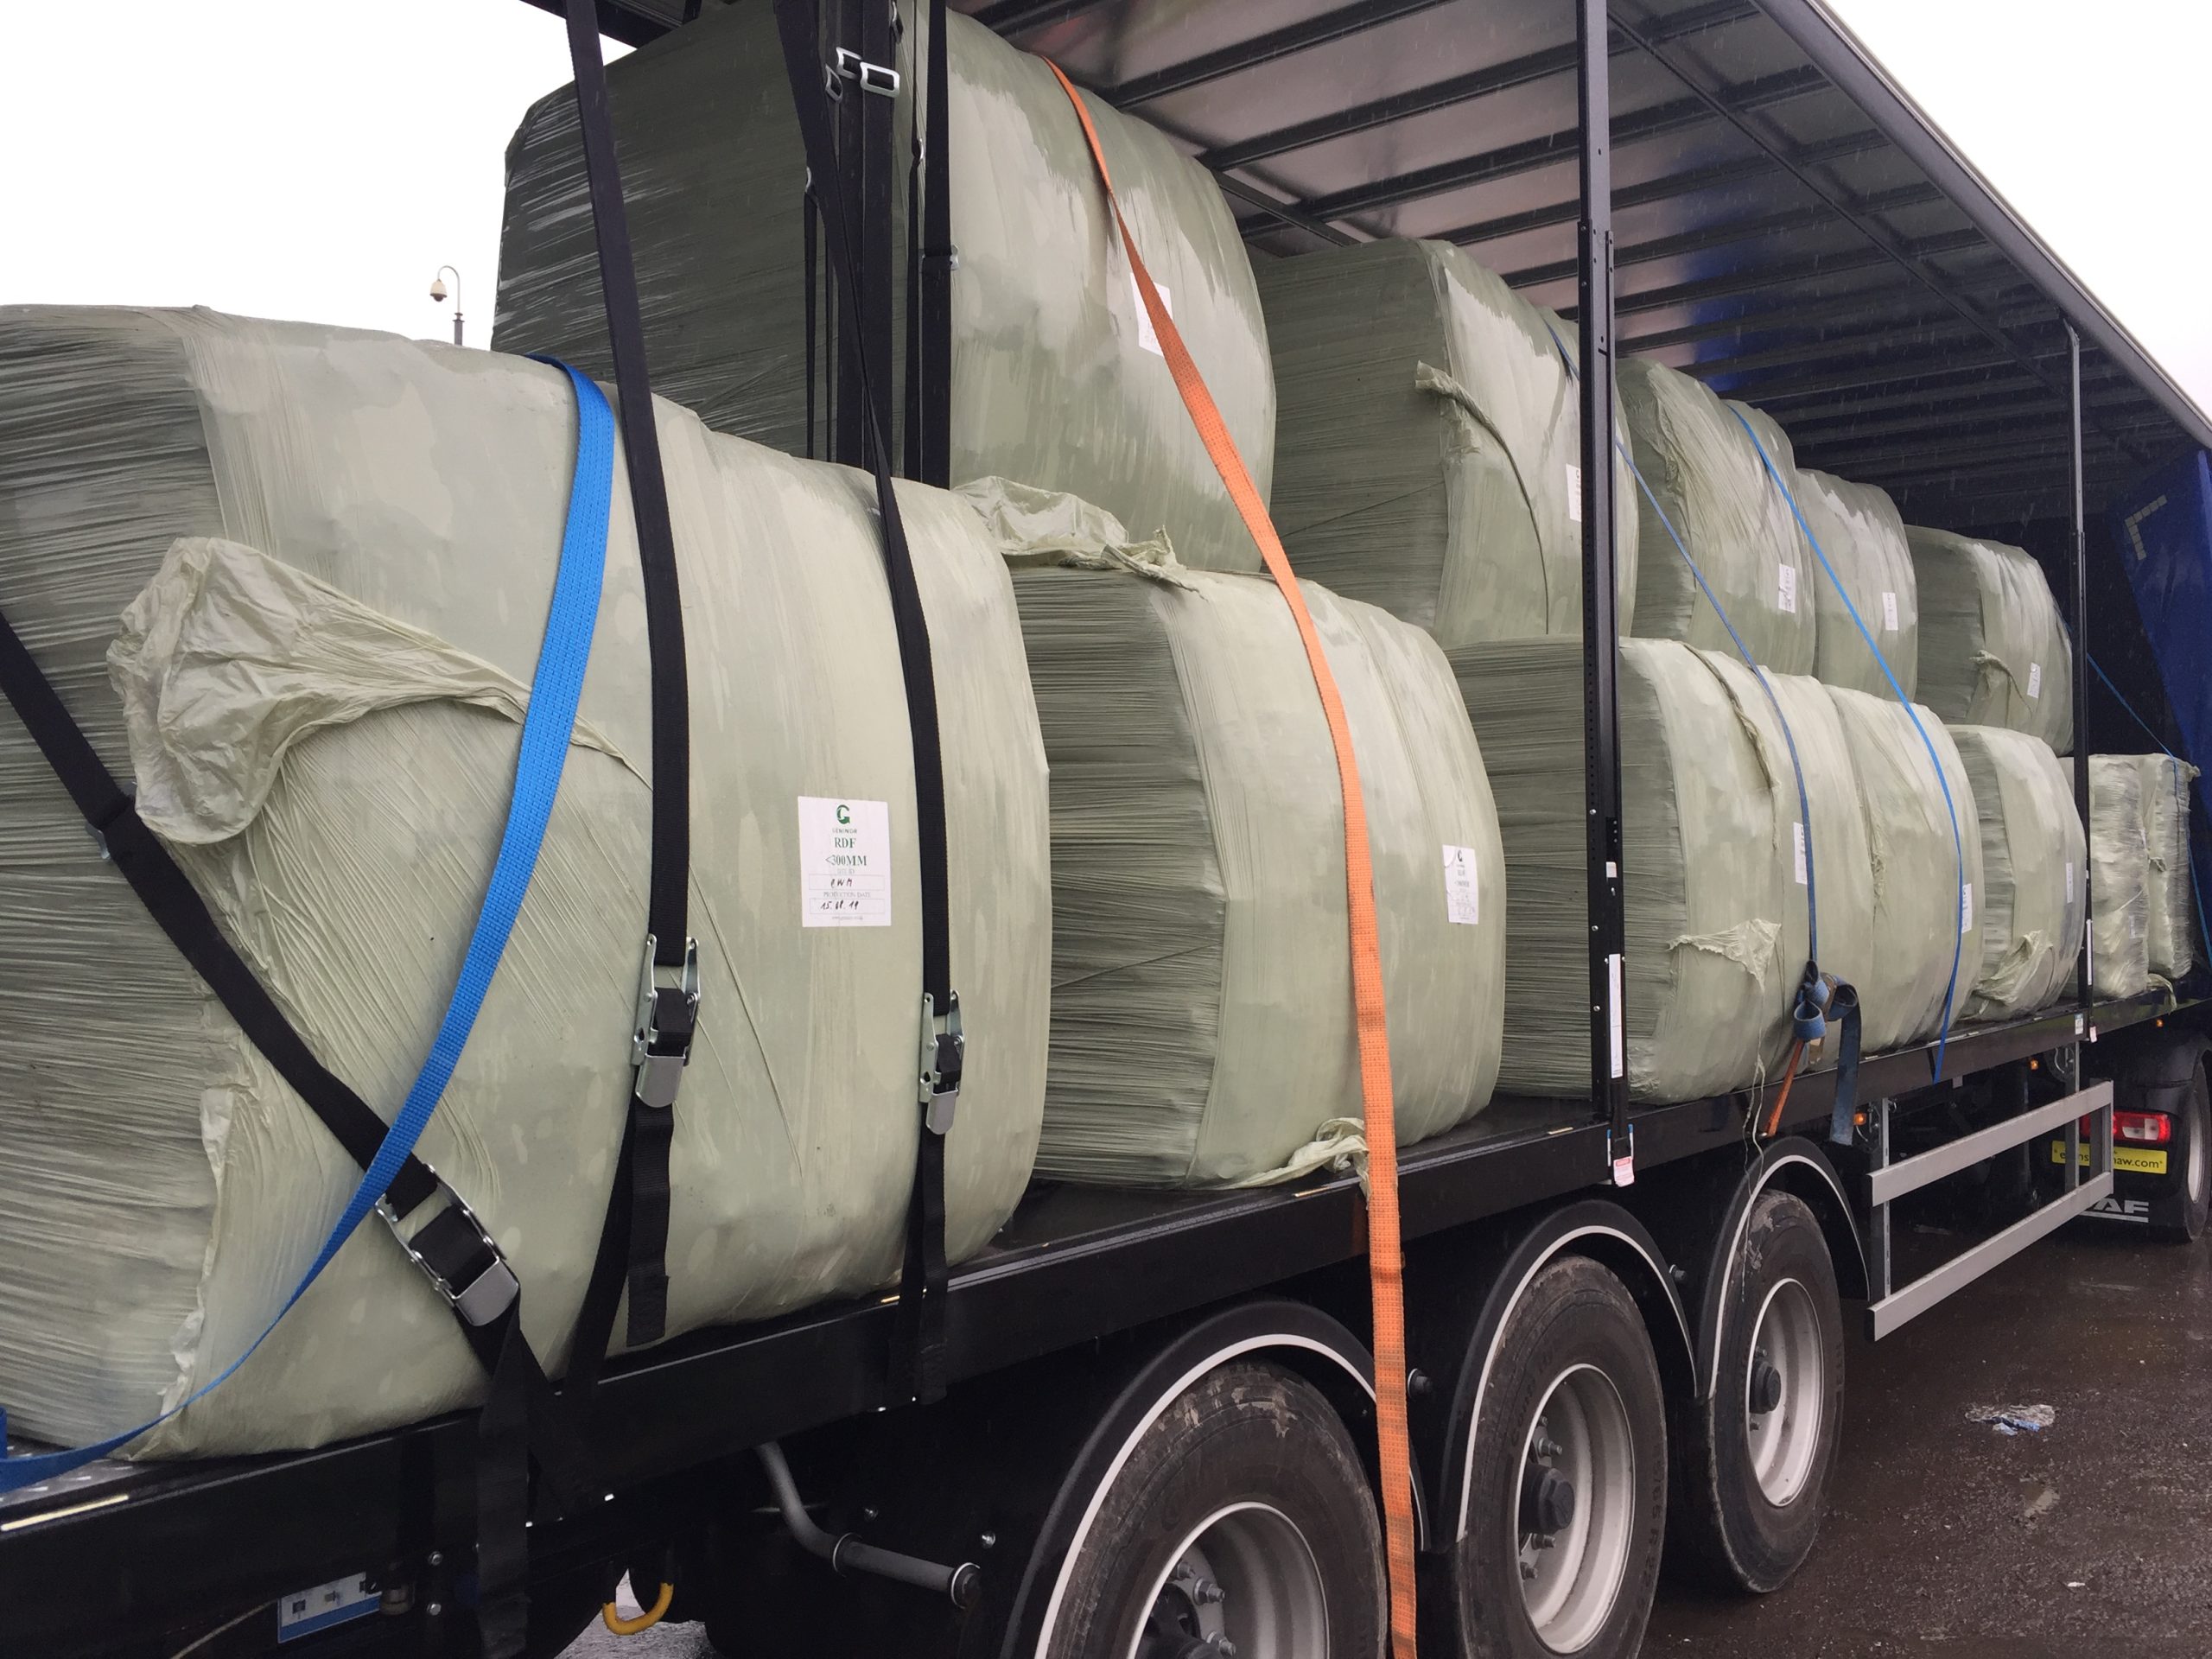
[1040,1361,1384,1659]
[1668,1192,1843,1593]
[2150,1054,2211,1243]
[1455,1256,1666,1659]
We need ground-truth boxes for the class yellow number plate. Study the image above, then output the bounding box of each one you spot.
[2050,1141,2168,1175]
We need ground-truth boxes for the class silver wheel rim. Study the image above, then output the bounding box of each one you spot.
[1126,1502,1330,1659]
[1745,1277,1825,1507]
[2189,1109,2208,1207]
[1515,1363,1636,1654]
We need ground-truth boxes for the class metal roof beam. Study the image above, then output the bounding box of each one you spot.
[1292,62,1828,223]
[1104,0,1455,106]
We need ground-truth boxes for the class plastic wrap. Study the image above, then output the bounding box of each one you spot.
[1254,238,1637,645]
[1792,468,1916,697]
[2139,753,2199,980]
[1618,359,1815,673]
[494,2,1273,571]
[988,491,1503,1185]
[1906,527,2073,753]
[1823,688,1984,1050]
[0,308,1051,1457]
[1948,726,2087,1020]
[2089,755,2153,998]
[1450,638,1864,1102]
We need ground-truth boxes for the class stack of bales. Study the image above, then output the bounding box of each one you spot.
[1948,728,2087,1020]
[1909,530,2074,751]
[0,308,1052,1456]
[2090,755,2155,998]
[2141,753,2200,980]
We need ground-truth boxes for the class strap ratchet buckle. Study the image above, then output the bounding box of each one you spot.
[832,47,901,97]
[632,934,701,1112]
[918,989,963,1135]
[378,1166,522,1328]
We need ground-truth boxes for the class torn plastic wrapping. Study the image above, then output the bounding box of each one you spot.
[2089,755,2154,998]
[1451,637,1859,1102]
[1948,725,2087,1020]
[1791,467,1917,698]
[984,489,1503,1186]
[0,308,1050,1458]
[1618,359,1815,673]
[2139,752,2199,980]
[1823,687,1985,1052]
[493,1,1274,573]
[1907,527,2074,753]
[1254,238,1637,646]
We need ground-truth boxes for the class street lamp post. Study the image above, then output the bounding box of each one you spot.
[429,265,464,346]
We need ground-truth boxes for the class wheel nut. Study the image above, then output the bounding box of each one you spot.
[1193,1579,1225,1605]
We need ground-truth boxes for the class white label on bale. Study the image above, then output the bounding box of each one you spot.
[799,796,892,927]
[1129,272,1172,357]
[1777,563,1798,614]
[1962,882,1975,932]
[1793,821,1808,887]
[2066,861,2076,901]
[1882,590,1900,632]
[1566,464,1583,523]
[1607,953,1625,1080]
[1444,844,1481,925]
[2026,661,2044,699]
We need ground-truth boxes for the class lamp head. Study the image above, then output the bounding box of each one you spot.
[429,276,449,302]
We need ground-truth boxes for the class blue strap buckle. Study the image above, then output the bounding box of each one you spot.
[1793,964,1833,1044]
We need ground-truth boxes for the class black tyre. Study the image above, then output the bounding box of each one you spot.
[1667,1192,1844,1593]
[1455,1256,1667,1659]
[2149,1056,2211,1243]
[1041,1361,1385,1659]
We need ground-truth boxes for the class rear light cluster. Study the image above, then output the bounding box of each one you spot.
[2080,1109,2171,1144]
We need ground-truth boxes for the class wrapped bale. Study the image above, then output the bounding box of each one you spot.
[494,2,1272,572]
[1948,726,2087,1020]
[2089,755,2154,997]
[1618,359,1815,673]
[2140,753,2200,981]
[1906,528,2073,752]
[1823,690,1986,1050]
[0,308,1051,1457]
[1450,638,1868,1102]
[991,496,1505,1185]
[1253,237,1637,645]
[1793,468,1917,697]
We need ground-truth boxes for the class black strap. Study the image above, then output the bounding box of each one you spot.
[560,0,695,1353]
[776,0,959,1407]
[804,180,821,460]
[918,0,952,489]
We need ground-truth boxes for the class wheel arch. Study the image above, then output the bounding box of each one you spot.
[1690,1141,1865,1398]
[1425,1198,1694,1547]
[995,1295,1409,1659]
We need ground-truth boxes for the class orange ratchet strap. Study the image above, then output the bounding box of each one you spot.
[1045,60,1420,1659]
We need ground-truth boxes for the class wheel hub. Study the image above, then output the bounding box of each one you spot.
[1129,1504,1328,1659]
[1747,1354,1783,1415]
[1514,1365,1636,1653]
[1745,1278,1826,1506]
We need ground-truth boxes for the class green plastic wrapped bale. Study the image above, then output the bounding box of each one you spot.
[1793,468,1917,697]
[2089,755,2153,997]
[988,494,1504,1185]
[1618,359,1815,673]
[1253,238,1637,645]
[1906,528,2073,753]
[2140,753,2199,979]
[1948,726,2087,1020]
[0,308,1050,1458]
[1450,638,1867,1102]
[1823,689,1986,1051]
[494,1,1272,572]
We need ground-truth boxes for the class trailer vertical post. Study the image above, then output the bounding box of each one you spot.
[2069,322,2091,1020]
[1576,0,1629,1170]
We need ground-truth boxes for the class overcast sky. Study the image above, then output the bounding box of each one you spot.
[3,0,2207,419]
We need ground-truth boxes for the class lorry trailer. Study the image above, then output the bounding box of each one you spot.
[0,2,2207,1657]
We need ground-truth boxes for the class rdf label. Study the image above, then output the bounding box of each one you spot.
[800,796,892,928]
[1443,844,1480,925]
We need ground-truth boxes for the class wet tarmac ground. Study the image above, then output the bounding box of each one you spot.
[564,1218,2212,1659]
[1639,1217,2212,1657]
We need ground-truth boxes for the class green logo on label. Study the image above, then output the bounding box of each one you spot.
[836,804,851,826]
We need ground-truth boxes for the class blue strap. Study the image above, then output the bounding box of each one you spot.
[2088,652,2212,967]
[1538,322,1827,1033]
[1727,406,1967,1082]
[1,359,613,1488]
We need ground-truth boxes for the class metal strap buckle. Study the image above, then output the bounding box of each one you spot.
[377,1166,521,1328]
[632,934,701,1112]
[833,47,902,97]
[918,990,964,1135]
